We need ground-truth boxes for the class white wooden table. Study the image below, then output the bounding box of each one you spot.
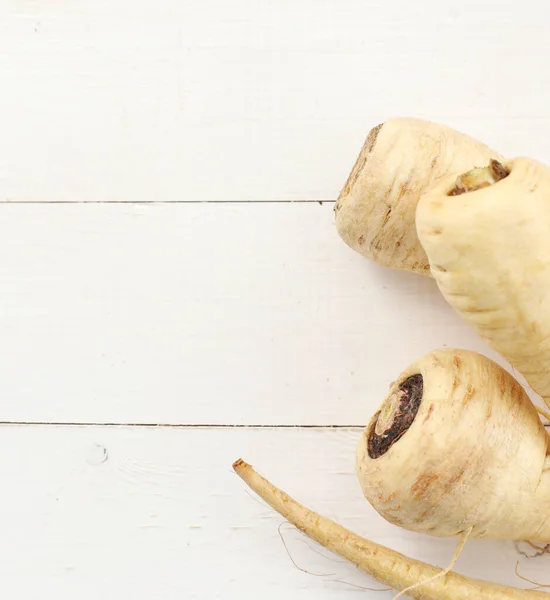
[0,1,548,598]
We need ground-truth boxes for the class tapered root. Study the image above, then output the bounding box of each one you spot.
[233,459,549,599]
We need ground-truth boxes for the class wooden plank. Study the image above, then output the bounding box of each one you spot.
[0,425,542,598]
[0,202,514,425]
[1,0,550,202]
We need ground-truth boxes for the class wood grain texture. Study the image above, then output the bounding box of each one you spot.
[0,202,516,425]
[1,0,550,202]
[2,1,550,597]
[0,425,544,599]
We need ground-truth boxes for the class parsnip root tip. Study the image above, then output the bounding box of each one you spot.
[233,458,246,471]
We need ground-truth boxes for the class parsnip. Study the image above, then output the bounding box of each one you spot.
[416,157,550,408]
[335,117,503,275]
[233,459,550,600]
[357,348,550,542]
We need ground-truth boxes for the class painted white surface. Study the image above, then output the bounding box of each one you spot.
[0,426,545,599]
[0,0,548,598]
[1,0,550,203]
[0,202,517,425]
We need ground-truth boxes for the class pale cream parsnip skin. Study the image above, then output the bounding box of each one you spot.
[416,157,550,408]
[335,117,503,275]
[233,459,550,600]
[357,349,550,541]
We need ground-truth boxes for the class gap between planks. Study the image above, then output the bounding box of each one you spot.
[0,199,336,205]
[0,421,364,429]
[0,421,547,430]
